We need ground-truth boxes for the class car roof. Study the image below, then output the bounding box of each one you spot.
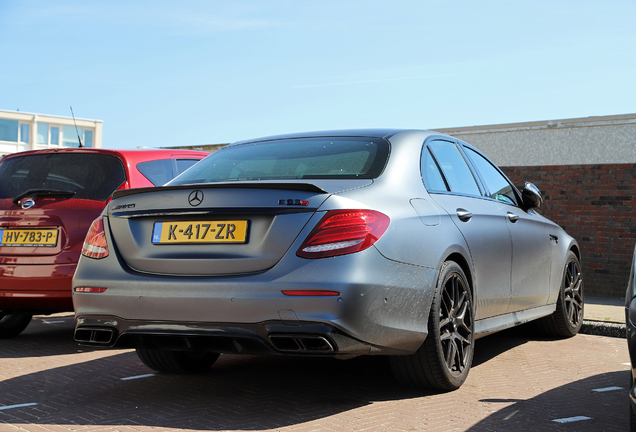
[231,129,416,144]
[228,128,463,146]
[1,148,209,163]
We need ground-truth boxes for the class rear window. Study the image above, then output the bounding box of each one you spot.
[168,137,389,185]
[0,153,126,201]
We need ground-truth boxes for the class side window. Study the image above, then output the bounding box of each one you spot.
[427,140,481,196]
[421,147,448,191]
[465,147,518,206]
[175,158,200,175]
[137,159,173,186]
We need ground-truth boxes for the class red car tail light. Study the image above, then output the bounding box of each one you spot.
[297,210,390,259]
[82,217,109,259]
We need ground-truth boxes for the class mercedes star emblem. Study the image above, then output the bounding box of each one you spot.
[188,190,204,207]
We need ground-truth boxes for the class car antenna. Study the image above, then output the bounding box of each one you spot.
[70,106,84,148]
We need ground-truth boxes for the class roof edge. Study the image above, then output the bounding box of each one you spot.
[435,113,636,135]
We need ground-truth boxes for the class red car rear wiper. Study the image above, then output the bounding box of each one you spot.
[12,189,77,205]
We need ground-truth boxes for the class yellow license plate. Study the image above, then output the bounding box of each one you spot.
[0,228,59,247]
[152,221,248,244]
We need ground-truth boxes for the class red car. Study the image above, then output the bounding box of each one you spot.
[0,148,208,337]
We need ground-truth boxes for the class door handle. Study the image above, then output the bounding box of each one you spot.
[507,212,519,222]
[456,209,473,222]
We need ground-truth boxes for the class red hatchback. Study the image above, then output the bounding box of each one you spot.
[0,148,208,337]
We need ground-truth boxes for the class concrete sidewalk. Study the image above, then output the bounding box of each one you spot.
[582,295,626,338]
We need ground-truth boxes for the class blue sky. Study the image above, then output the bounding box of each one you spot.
[1,1,635,148]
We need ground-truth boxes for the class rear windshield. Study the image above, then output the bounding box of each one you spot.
[168,137,390,185]
[0,153,126,201]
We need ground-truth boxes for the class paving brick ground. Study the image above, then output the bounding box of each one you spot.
[0,314,630,432]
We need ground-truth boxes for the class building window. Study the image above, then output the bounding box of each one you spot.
[1,117,94,149]
[62,125,82,147]
[37,122,49,144]
[51,127,59,145]
[0,119,18,142]
[84,129,93,147]
[19,124,30,143]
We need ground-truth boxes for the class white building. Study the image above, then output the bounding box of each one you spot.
[0,109,102,157]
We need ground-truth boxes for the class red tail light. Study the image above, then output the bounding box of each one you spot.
[297,210,390,259]
[82,217,109,259]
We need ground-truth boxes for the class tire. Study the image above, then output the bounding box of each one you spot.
[0,313,33,338]
[537,251,584,338]
[390,261,474,391]
[135,347,220,374]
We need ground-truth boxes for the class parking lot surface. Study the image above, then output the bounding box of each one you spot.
[0,314,630,432]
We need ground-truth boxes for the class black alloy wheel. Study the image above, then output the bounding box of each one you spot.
[435,262,474,383]
[390,261,474,391]
[563,254,584,329]
[537,251,584,338]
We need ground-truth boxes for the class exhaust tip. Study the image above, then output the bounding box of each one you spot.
[269,333,334,353]
[75,327,116,345]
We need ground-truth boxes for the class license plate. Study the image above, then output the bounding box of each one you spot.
[0,228,59,247]
[152,221,248,244]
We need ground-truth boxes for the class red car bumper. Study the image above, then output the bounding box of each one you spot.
[0,263,76,312]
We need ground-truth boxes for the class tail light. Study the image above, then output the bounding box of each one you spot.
[297,210,390,259]
[82,217,109,259]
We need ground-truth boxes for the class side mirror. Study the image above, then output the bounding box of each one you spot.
[522,182,543,209]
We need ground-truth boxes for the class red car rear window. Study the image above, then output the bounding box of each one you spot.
[0,153,126,202]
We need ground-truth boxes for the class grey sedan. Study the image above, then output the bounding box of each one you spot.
[73,129,584,391]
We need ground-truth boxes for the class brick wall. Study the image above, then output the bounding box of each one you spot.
[502,164,636,298]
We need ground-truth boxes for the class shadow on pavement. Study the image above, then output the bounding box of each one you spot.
[465,371,629,431]
[0,314,89,359]
[1,316,623,431]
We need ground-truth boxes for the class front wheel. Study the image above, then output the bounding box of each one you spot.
[136,348,220,374]
[537,251,584,338]
[390,261,474,391]
[0,313,33,338]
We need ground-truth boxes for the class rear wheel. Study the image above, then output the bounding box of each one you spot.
[136,348,220,374]
[0,313,33,338]
[390,261,474,391]
[537,251,583,338]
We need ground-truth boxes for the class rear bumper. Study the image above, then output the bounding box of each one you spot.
[74,315,376,357]
[73,247,438,355]
[0,263,75,313]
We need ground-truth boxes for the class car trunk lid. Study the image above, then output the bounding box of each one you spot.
[107,182,335,276]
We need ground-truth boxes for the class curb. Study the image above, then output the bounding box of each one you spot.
[581,320,626,338]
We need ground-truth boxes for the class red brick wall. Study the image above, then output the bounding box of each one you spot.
[502,164,636,298]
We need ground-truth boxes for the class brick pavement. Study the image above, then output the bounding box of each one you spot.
[0,315,630,432]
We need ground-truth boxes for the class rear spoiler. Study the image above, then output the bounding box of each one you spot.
[113,182,328,200]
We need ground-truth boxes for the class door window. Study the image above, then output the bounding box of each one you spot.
[465,147,519,205]
[427,140,481,196]
[421,147,448,191]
